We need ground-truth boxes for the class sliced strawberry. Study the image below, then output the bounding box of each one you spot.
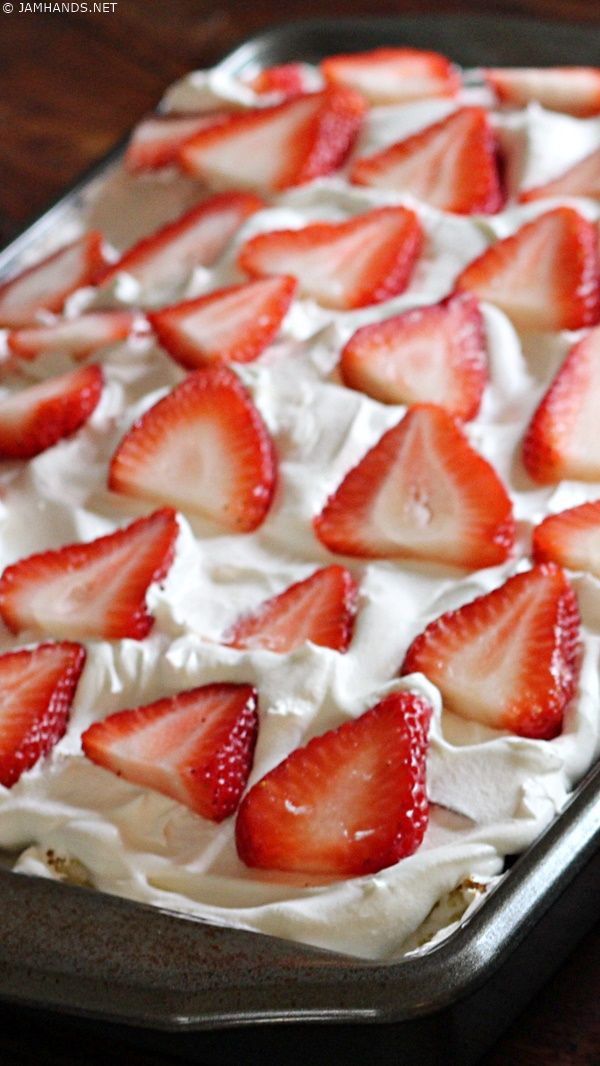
[340,293,487,420]
[7,311,138,363]
[180,88,365,192]
[249,63,312,99]
[108,366,276,532]
[98,192,264,291]
[82,682,258,822]
[238,206,423,311]
[0,508,178,641]
[520,145,600,203]
[401,564,581,740]
[225,565,358,654]
[533,500,600,577]
[454,206,600,331]
[351,107,503,215]
[485,67,600,118]
[0,232,107,329]
[523,326,600,484]
[125,111,230,173]
[314,403,514,569]
[235,690,431,876]
[0,365,103,460]
[321,46,460,105]
[0,641,85,788]
[148,276,297,370]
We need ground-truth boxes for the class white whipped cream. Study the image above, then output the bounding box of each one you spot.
[0,64,599,960]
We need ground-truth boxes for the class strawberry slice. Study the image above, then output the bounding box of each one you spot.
[0,641,85,788]
[235,690,431,876]
[340,293,487,420]
[7,311,138,363]
[401,564,581,740]
[485,67,600,118]
[523,326,600,484]
[82,682,258,822]
[148,276,297,370]
[179,88,365,192]
[454,206,600,331]
[0,364,103,460]
[108,366,277,532]
[0,232,107,329]
[351,107,503,215]
[249,63,312,99]
[125,111,230,172]
[0,508,178,641]
[321,46,460,105]
[98,192,264,291]
[533,500,600,577]
[520,145,600,203]
[314,403,514,569]
[238,206,423,311]
[225,565,358,654]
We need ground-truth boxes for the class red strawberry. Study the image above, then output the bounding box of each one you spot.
[0,365,103,460]
[0,233,107,329]
[108,366,277,532]
[321,46,460,105]
[485,67,600,118]
[238,206,423,311]
[125,111,230,172]
[351,107,503,215]
[0,641,85,788]
[148,276,297,370]
[98,192,264,291]
[6,311,138,363]
[249,63,311,99]
[0,508,178,641]
[523,326,600,484]
[520,145,600,203]
[82,682,258,822]
[533,500,600,577]
[340,293,487,420]
[235,690,431,876]
[225,565,358,654]
[179,88,365,192]
[314,403,514,569]
[454,207,600,331]
[401,564,581,740]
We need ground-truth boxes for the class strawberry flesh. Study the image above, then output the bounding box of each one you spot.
[486,67,600,118]
[7,311,138,363]
[125,112,230,172]
[321,47,459,105]
[0,233,107,329]
[0,364,103,460]
[250,63,311,99]
[520,145,600,203]
[533,500,600,578]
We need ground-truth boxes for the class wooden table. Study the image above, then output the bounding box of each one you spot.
[0,2,599,1063]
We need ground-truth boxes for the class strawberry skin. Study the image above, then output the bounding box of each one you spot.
[0,364,103,460]
[519,144,600,203]
[125,112,230,172]
[455,207,600,332]
[523,326,600,484]
[340,293,487,420]
[148,276,297,370]
[99,192,264,290]
[402,564,580,740]
[0,232,107,329]
[321,47,460,105]
[533,500,600,578]
[486,67,600,118]
[0,508,178,641]
[0,641,85,788]
[225,565,358,654]
[238,206,423,311]
[314,403,514,569]
[236,690,431,876]
[108,366,277,532]
[250,63,311,98]
[7,311,137,363]
[351,107,504,215]
[82,682,258,822]
[180,88,365,192]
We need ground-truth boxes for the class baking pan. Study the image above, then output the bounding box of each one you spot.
[1,16,600,1065]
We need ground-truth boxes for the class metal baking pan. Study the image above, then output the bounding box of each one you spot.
[1,15,600,1065]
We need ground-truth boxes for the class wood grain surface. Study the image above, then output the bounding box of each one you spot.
[0,2,599,1064]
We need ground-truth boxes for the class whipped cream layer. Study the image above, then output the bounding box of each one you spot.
[0,62,600,960]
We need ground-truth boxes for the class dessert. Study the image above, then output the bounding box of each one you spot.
[0,46,599,963]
